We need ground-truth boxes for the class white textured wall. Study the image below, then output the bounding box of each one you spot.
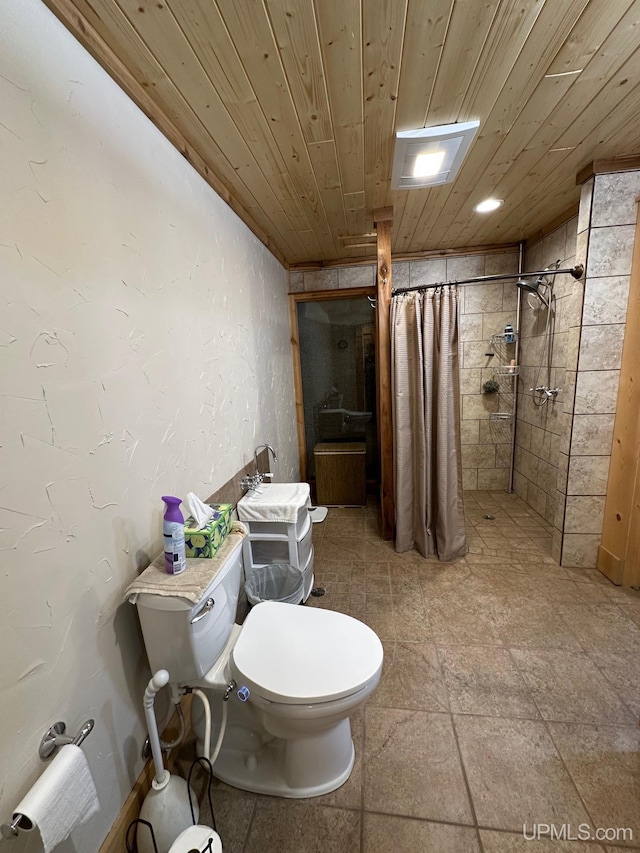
[0,1,297,848]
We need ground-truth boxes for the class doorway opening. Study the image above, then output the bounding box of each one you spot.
[291,290,378,504]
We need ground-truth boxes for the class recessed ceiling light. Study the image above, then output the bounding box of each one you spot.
[391,121,480,189]
[474,198,503,213]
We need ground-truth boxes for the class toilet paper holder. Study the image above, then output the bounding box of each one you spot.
[1,718,94,839]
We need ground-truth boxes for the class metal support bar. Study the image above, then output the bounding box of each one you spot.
[508,241,525,494]
[391,263,583,296]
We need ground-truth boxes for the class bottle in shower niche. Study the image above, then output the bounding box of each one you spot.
[162,496,186,575]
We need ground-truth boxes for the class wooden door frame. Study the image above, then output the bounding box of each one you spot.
[373,208,394,541]
[289,286,376,483]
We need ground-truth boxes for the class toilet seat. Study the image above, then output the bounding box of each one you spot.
[231,601,383,705]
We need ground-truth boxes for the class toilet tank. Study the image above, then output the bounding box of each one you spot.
[136,537,243,685]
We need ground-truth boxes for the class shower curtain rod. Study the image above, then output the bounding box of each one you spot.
[391,263,584,296]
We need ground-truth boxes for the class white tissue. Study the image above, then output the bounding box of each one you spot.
[185,492,215,529]
[14,744,100,853]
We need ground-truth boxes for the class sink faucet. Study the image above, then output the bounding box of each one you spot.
[254,444,277,477]
[241,445,278,493]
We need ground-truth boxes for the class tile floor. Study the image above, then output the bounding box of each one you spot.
[189,490,640,852]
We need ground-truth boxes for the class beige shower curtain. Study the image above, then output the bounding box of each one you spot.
[391,285,466,561]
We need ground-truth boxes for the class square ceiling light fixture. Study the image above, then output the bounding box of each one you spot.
[391,120,480,189]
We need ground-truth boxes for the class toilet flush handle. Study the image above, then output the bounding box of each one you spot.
[190,597,215,624]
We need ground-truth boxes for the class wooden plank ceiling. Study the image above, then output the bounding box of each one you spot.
[44,0,640,267]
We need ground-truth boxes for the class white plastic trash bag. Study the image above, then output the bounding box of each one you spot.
[244,563,304,605]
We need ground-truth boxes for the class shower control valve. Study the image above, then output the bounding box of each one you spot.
[530,386,560,398]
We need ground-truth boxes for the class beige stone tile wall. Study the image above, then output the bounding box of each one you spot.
[515,217,579,532]
[561,169,640,568]
[516,168,640,568]
[291,250,520,493]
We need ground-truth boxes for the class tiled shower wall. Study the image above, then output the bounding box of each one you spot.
[559,169,640,567]
[515,168,639,567]
[514,216,579,527]
[290,249,520,491]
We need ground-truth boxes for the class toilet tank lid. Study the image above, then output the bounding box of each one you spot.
[232,601,383,704]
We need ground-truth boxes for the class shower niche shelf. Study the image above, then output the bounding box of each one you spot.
[490,332,518,344]
[493,366,519,376]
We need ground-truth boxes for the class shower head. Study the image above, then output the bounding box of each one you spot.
[516,277,550,308]
[516,279,539,294]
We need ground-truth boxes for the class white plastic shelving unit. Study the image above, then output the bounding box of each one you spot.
[240,504,314,602]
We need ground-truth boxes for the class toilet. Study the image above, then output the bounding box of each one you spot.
[135,537,383,798]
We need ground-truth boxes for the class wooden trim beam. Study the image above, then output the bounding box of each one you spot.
[597,200,640,587]
[374,208,394,541]
[288,295,307,481]
[289,242,521,272]
[41,0,288,268]
[576,154,640,186]
[289,286,375,301]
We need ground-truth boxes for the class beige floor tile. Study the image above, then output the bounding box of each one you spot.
[363,813,481,852]
[510,648,636,725]
[523,578,584,606]
[364,708,473,824]
[329,507,367,518]
[559,604,640,654]
[454,715,591,832]
[364,520,380,538]
[619,603,640,630]
[439,645,539,718]
[389,573,422,596]
[365,575,392,595]
[393,597,432,643]
[365,595,396,641]
[364,562,391,577]
[573,581,640,606]
[187,775,255,853]
[549,723,640,843]
[316,535,366,562]
[425,596,504,645]
[244,801,361,853]
[494,602,582,650]
[369,642,448,711]
[324,518,366,537]
[588,650,640,720]
[564,567,611,585]
[480,829,605,851]
[419,562,475,598]
[364,540,398,563]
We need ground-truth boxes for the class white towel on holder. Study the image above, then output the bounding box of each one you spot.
[237,482,310,524]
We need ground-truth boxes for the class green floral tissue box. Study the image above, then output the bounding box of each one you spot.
[184,504,233,558]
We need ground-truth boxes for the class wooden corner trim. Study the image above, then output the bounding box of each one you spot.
[576,154,640,186]
[373,206,394,223]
